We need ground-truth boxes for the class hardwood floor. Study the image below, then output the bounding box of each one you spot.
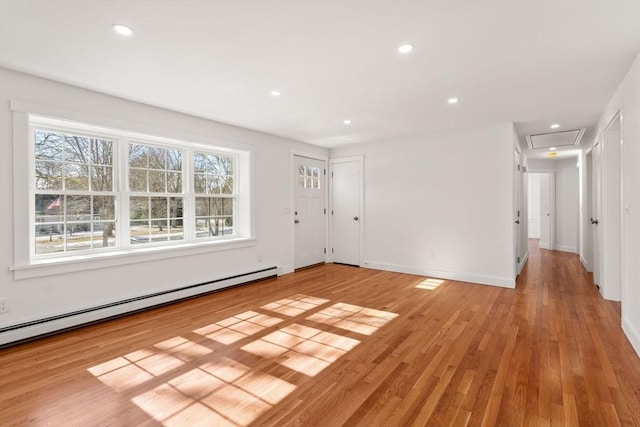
[1,240,639,426]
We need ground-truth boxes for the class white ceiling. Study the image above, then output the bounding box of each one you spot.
[1,1,639,149]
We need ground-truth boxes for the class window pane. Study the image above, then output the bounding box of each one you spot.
[221,176,233,194]
[35,195,63,222]
[148,147,165,170]
[129,168,147,192]
[130,220,149,244]
[150,197,167,218]
[169,222,183,241]
[169,197,183,219]
[35,131,63,161]
[222,198,233,216]
[167,172,182,193]
[35,161,63,190]
[148,170,166,192]
[194,173,206,193]
[129,144,148,167]
[35,225,64,254]
[130,196,149,219]
[64,163,89,190]
[91,139,113,166]
[66,195,91,219]
[94,196,115,220]
[151,220,168,242]
[91,166,113,191]
[167,149,182,171]
[206,176,220,194]
[64,135,90,163]
[66,222,92,252]
[92,222,116,248]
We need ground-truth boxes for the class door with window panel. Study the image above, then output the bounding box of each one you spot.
[294,156,326,269]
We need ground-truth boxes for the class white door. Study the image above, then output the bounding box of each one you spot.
[592,141,602,287]
[294,156,326,269]
[539,173,551,249]
[331,158,362,266]
[527,174,541,238]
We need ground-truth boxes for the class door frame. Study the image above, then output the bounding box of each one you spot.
[329,156,364,266]
[528,169,556,251]
[290,150,329,274]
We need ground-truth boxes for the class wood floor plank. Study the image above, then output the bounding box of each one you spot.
[1,239,639,426]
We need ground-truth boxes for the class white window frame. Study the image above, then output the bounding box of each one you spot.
[10,100,254,280]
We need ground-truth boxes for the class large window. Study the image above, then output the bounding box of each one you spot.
[30,119,247,260]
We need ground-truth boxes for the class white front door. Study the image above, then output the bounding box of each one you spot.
[592,141,602,287]
[294,156,326,269]
[331,158,362,266]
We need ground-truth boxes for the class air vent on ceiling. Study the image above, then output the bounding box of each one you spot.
[526,128,585,149]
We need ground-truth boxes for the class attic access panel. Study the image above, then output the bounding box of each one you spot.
[526,129,585,149]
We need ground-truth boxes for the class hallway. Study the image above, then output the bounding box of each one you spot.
[0,241,639,426]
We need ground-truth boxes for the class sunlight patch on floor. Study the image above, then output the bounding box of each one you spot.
[416,278,445,290]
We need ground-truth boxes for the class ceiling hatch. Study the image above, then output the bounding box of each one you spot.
[526,128,585,149]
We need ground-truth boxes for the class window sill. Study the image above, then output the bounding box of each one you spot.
[10,238,256,280]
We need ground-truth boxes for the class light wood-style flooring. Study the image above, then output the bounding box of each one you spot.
[1,240,639,426]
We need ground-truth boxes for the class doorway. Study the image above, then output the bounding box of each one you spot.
[527,171,555,250]
[293,155,326,269]
[330,156,363,266]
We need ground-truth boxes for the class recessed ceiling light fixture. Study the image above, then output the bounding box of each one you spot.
[549,147,557,151]
[112,24,134,37]
[448,97,459,104]
[398,44,414,54]
[343,119,352,125]
[270,90,281,97]
[550,123,560,129]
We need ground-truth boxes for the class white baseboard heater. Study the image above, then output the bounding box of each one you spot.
[0,266,278,348]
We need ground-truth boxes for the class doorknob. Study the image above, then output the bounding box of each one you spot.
[515,220,520,224]
[353,216,359,221]
[294,219,300,224]
[591,218,599,225]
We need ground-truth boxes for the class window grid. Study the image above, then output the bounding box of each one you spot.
[30,123,243,259]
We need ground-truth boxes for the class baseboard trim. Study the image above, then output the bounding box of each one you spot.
[363,261,515,288]
[556,245,577,253]
[518,252,529,275]
[622,316,640,358]
[0,266,277,347]
[580,255,592,272]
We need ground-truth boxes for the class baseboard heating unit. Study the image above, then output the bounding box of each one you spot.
[0,266,278,348]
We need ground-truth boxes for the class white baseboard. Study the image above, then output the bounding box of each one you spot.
[556,245,577,253]
[528,234,540,239]
[518,252,529,275]
[580,255,592,272]
[278,265,294,275]
[622,316,640,358]
[0,266,278,346]
[363,261,515,288]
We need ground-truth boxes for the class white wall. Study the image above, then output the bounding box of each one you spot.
[331,124,515,288]
[583,51,640,356]
[0,68,328,343]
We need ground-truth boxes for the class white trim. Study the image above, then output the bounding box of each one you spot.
[555,245,577,253]
[622,316,640,358]
[580,254,591,272]
[517,251,529,275]
[11,238,256,280]
[363,261,515,288]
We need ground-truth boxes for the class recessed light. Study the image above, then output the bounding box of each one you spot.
[548,152,558,158]
[550,123,560,129]
[448,97,459,104]
[270,90,281,97]
[343,119,352,125]
[398,44,413,54]
[549,147,557,151]
[112,24,134,36]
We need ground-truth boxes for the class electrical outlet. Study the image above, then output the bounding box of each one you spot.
[0,298,9,314]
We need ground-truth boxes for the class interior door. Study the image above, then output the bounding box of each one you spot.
[294,156,326,269]
[592,141,602,286]
[331,158,362,266]
[539,173,551,249]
